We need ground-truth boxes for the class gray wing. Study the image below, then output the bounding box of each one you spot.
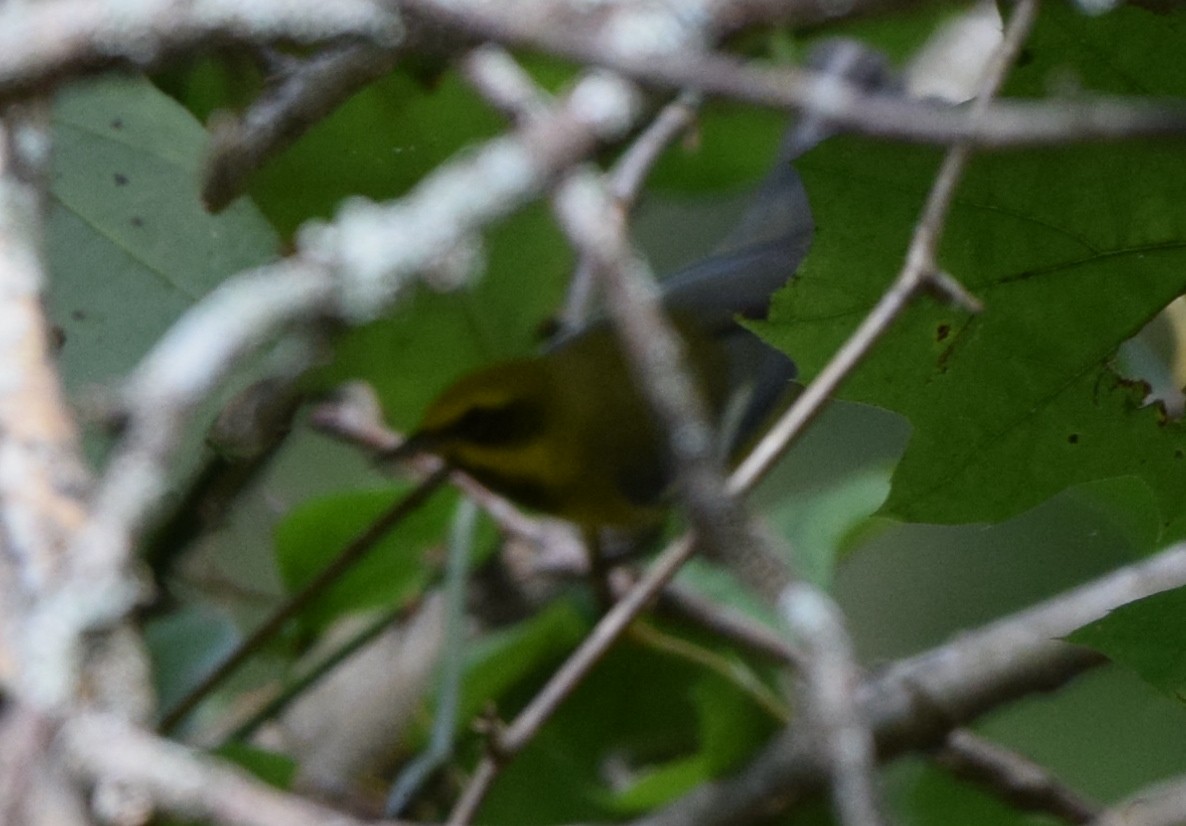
[659,132,813,325]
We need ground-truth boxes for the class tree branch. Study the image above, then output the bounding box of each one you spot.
[936,729,1097,824]
[555,168,889,824]
[0,0,400,102]
[636,543,1186,826]
[62,712,421,826]
[402,0,1186,147]
[0,99,93,701]
[202,42,402,212]
[1091,774,1186,826]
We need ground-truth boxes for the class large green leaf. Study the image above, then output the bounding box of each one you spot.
[47,75,279,392]
[234,57,575,236]
[1068,585,1186,704]
[247,68,505,237]
[761,3,1186,532]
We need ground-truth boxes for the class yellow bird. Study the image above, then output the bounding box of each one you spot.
[399,134,813,532]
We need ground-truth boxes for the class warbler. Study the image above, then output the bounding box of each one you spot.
[398,132,814,531]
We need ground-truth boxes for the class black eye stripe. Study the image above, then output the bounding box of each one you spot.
[443,399,545,447]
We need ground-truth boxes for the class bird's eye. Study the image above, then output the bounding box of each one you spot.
[448,399,544,447]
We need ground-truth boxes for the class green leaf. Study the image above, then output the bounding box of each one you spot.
[144,606,241,715]
[313,203,571,428]
[478,724,610,825]
[767,466,893,588]
[1068,586,1186,704]
[693,675,780,773]
[675,557,781,631]
[293,66,577,431]
[47,74,279,392]
[456,599,589,730]
[894,759,1040,826]
[648,102,787,194]
[760,3,1186,532]
[1063,476,1162,553]
[609,671,779,812]
[610,754,707,812]
[272,486,461,634]
[246,66,512,236]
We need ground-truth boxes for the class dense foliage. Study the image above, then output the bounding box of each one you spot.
[45,3,1186,823]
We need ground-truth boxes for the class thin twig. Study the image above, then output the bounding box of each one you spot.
[409,0,937,49]
[555,170,788,597]
[905,0,1040,280]
[770,10,1039,824]
[385,499,477,816]
[628,620,789,723]
[652,580,803,668]
[561,91,702,329]
[936,729,1098,824]
[158,468,449,734]
[609,91,702,209]
[224,602,408,743]
[562,154,887,826]
[461,49,701,332]
[561,168,757,566]
[446,533,698,825]
[0,0,1183,147]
